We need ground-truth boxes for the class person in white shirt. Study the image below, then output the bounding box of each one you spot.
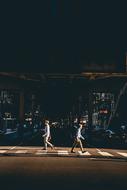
[71,122,85,153]
[43,120,54,150]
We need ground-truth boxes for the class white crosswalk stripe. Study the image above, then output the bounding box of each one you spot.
[36,150,47,155]
[78,151,91,156]
[117,152,127,157]
[98,151,113,157]
[36,151,69,155]
[58,150,69,155]
[36,152,47,155]
[0,150,7,153]
[15,150,28,154]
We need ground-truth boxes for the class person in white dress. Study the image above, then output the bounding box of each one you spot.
[43,120,54,150]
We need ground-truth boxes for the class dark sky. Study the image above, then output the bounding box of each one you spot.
[0,1,126,72]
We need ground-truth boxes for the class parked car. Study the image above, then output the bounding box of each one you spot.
[104,126,127,147]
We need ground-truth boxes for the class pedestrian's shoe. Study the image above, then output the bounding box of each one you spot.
[71,150,75,153]
[82,150,86,153]
[51,145,55,150]
[42,148,47,150]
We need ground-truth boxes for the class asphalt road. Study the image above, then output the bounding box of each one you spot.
[0,157,127,190]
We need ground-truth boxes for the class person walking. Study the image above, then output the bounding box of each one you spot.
[71,121,86,153]
[43,120,54,150]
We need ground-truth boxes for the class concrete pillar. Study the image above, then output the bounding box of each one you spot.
[88,90,93,128]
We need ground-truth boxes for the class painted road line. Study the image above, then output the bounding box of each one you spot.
[10,146,17,150]
[96,148,101,152]
[98,151,113,157]
[36,150,47,155]
[78,151,91,156]
[15,150,28,154]
[117,152,127,157]
[58,151,69,155]
[8,142,25,151]
[0,150,7,153]
[36,152,47,155]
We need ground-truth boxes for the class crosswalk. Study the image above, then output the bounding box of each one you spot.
[0,150,7,153]
[0,149,127,159]
[97,151,113,157]
[15,150,28,154]
[117,152,127,157]
[57,150,69,155]
[78,151,91,156]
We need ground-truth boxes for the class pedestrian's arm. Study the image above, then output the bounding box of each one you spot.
[80,135,85,140]
[42,126,47,137]
[42,133,47,137]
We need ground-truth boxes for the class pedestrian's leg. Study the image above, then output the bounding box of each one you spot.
[71,139,77,152]
[78,139,84,152]
[44,137,47,150]
[46,140,54,149]
[45,136,54,149]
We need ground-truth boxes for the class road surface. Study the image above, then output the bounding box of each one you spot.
[0,151,127,190]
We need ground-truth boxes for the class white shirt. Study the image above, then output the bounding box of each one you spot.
[43,124,50,138]
[76,127,84,140]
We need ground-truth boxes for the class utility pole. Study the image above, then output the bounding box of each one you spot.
[19,90,24,123]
